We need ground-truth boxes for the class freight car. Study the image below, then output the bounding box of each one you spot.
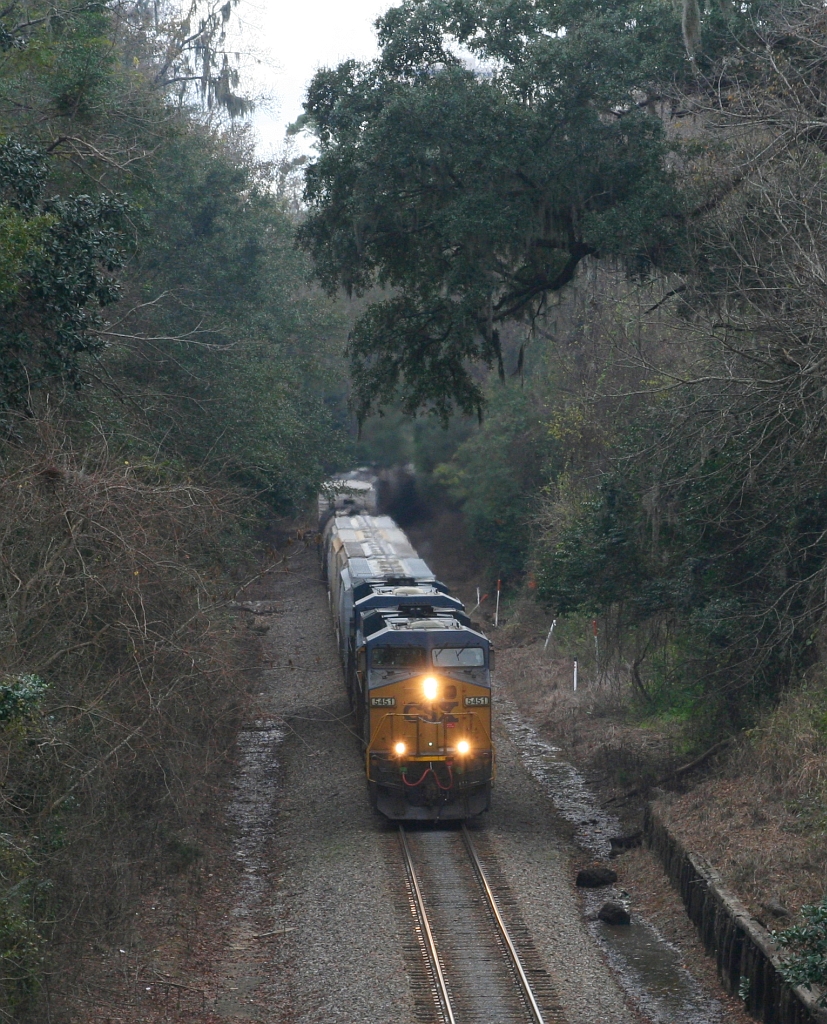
[317,468,378,524]
[321,508,493,820]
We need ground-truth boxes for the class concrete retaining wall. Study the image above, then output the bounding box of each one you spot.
[643,804,827,1024]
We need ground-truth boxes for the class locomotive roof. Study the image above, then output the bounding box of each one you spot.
[360,610,487,644]
[353,586,463,617]
[362,623,489,644]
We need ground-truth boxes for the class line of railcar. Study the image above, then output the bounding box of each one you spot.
[319,490,494,820]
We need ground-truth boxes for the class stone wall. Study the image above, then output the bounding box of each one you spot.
[643,805,827,1024]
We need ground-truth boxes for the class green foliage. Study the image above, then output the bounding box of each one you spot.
[776,899,827,1005]
[297,0,709,418]
[101,126,348,511]
[0,130,129,409]
[0,675,48,724]
[412,412,476,476]
[436,383,555,576]
[45,8,117,118]
[535,388,827,725]
[0,0,350,508]
[353,406,416,467]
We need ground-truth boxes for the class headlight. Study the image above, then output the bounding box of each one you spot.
[456,740,470,755]
[422,676,438,700]
[393,741,406,756]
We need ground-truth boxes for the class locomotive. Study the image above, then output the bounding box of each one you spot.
[321,506,493,820]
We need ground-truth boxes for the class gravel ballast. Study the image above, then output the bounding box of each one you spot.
[210,547,643,1024]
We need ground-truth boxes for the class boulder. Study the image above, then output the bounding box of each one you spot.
[761,899,791,920]
[598,901,631,926]
[576,866,618,887]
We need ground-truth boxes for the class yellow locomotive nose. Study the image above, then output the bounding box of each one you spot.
[422,675,438,700]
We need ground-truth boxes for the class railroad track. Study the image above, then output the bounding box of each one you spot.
[399,824,564,1024]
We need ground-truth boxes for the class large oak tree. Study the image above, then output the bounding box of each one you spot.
[297,0,699,419]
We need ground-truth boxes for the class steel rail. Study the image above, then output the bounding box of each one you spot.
[461,825,547,1024]
[398,825,457,1024]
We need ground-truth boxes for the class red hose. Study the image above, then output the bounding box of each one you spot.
[402,767,431,787]
[400,764,454,790]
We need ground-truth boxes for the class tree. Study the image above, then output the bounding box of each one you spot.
[100,125,349,510]
[530,0,827,725]
[0,137,129,409]
[297,0,699,420]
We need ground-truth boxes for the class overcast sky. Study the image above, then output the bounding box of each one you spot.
[234,0,397,155]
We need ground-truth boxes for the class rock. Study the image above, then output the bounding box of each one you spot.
[761,899,791,920]
[576,866,618,887]
[609,832,643,857]
[598,901,631,926]
[231,600,280,615]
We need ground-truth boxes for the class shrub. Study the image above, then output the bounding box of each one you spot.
[776,899,827,1005]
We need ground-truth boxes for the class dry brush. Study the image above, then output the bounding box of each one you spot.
[0,417,254,1018]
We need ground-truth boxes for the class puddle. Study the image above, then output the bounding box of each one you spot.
[497,699,619,858]
[497,696,722,1024]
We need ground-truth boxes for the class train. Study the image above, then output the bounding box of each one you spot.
[319,486,494,821]
[317,468,379,523]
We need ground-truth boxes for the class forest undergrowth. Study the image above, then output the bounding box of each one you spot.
[0,417,263,1019]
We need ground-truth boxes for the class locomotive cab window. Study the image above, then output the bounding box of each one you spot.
[371,646,426,668]
[432,647,485,667]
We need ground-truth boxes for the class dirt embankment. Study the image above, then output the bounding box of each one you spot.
[495,630,827,934]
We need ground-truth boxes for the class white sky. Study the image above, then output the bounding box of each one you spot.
[233,0,398,155]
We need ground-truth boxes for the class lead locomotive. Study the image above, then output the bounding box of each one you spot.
[320,503,493,820]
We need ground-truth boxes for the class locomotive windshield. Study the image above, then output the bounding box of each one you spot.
[432,647,485,667]
[371,646,426,668]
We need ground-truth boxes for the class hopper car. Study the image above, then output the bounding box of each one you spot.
[317,468,379,524]
[321,504,493,820]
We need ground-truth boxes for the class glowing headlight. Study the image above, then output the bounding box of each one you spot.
[422,676,438,701]
[394,741,406,756]
[456,740,470,755]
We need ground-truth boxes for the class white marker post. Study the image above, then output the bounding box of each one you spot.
[573,659,578,692]
[494,578,501,627]
[543,619,557,651]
